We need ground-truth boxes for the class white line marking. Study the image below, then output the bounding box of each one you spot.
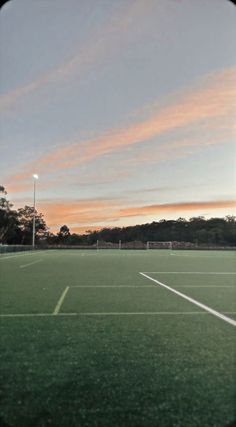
[0,249,54,261]
[71,285,156,288]
[0,311,235,318]
[0,313,54,317]
[0,252,38,260]
[20,259,42,269]
[58,312,207,316]
[139,272,236,327]
[169,253,235,258]
[142,272,236,275]
[53,286,70,315]
[175,285,234,288]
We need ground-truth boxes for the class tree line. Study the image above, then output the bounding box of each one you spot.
[0,186,47,245]
[1,185,235,246]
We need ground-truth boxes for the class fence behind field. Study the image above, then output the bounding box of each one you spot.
[39,241,236,250]
[0,245,35,255]
[1,242,235,254]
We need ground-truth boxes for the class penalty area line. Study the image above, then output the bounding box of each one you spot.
[139,272,236,327]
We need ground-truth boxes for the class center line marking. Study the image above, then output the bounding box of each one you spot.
[53,286,70,315]
[139,272,236,327]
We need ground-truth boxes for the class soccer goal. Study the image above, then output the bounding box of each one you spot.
[146,241,173,250]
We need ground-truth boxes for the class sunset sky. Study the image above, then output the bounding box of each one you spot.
[1,0,236,234]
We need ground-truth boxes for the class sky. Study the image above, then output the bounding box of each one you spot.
[1,0,236,234]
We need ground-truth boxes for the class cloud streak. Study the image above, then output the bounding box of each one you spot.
[118,200,236,219]
[39,66,236,167]
[6,65,236,189]
[37,198,123,228]
[0,1,151,113]
[35,197,236,232]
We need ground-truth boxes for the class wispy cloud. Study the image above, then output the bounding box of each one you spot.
[37,198,123,229]
[6,168,130,195]
[5,66,236,189]
[45,66,235,168]
[0,1,150,113]
[125,185,196,194]
[118,200,236,219]
[122,125,235,167]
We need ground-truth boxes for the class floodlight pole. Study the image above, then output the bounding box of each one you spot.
[32,174,38,249]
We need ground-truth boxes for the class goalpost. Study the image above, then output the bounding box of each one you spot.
[146,241,173,250]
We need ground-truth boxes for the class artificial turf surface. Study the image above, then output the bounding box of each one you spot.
[0,249,235,427]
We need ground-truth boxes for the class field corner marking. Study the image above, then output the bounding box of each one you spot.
[53,286,70,315]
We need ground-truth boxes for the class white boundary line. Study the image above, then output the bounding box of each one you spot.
[139,272,236,327]
[52,286,70,315]
[1,311,236,318]
[20,259,42,269]
[142,272,236,275]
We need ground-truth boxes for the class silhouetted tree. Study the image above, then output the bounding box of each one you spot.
[74,216,236,247]
[0,186,19,243]
[57,225,70,243]
[17,205,48,244]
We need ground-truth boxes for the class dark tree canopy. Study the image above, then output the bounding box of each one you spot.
[17,206,48,244]
[48,216,236,247]
[0,186,18,244]
[0,186,48,245]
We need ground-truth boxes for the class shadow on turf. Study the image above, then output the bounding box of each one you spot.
[0,412,56,427]
[28,411,56,427]
[1,415,236,427]
[226,421,236,427]
[0,417,12,427]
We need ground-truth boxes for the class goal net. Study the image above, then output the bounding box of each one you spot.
[146,241,172,250]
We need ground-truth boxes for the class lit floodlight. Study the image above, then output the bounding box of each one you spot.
[33,174,39,179]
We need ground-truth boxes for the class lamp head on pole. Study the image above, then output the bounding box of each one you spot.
[33,174,39,180]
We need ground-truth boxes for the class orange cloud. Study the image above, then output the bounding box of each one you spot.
[6,66,236,188]
[118,200,236,218]
[37,198,123,229]
[33,197,236,232]
[71,225,104,234]
[39,66,236,167]
[6,180,52,194]
[123,126,235,167]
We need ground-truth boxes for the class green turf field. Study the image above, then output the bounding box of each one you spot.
[0,249,235,427]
